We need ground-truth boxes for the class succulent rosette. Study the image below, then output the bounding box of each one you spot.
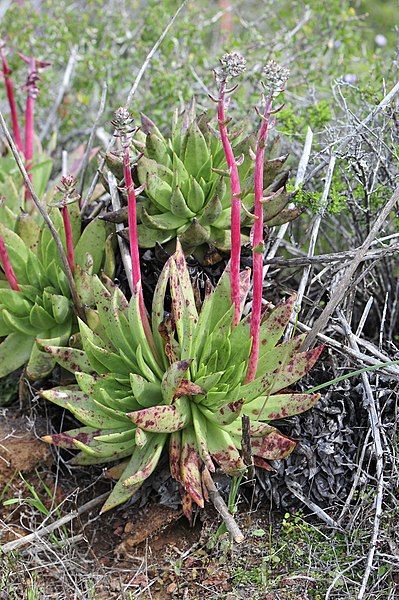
[41,243,322,515]
[105,108,301,257]
[0,203,113,379]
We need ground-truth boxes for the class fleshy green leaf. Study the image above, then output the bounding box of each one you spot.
[0,332,34,377]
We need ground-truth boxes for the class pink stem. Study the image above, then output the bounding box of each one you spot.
[61,206,75,273]
[24,57,36,202]
[124,147,141,294]
[246,99,272,383]
[123,146,154,342]
[0,235,20,291]
[217,83,242,326]
[0,48,23,154]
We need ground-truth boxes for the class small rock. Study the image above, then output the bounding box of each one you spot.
[375,34,387,47]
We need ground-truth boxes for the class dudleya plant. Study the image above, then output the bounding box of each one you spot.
[0,176,113,379]
[104,57,300,259]
[39,54,323,520]
[41,242,323,516]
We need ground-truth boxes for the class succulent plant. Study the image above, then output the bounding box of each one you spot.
[105,107,300,257]
[0,200,114,379]
[41,243,322,516]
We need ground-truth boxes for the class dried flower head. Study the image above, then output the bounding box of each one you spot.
[25,69,40,99]
[111,107,136,147]
[262,60,290,96]
[217,51,246,82]
[52,174,80,207]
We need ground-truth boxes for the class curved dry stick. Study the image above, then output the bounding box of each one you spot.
[0,110,86,322]
[202,468,244,544]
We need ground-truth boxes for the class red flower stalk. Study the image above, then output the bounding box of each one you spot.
[124,147,142,296]
[246,60,290,382]
[55,175,79,273]
[216,52,246,326]
[61,205,75,273]
[24,57,38,195]
[19,53,51,200]
[124,146,155,340]
[246,98,272,383]
[112,107,157,354]
[0,45,23,154]
[0,235,20,291]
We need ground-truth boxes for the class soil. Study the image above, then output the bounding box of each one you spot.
[0,407,329,599]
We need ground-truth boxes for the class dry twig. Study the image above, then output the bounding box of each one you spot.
[201,468,244,544]
[1,493,109,554]
[285,154,336,339]
[302,185,399,349]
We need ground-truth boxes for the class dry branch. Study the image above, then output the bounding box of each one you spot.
[263,241,399,267]
[305,79,399,184]
[78,82,107,199]
[302,185,399,350]
[285,154,336,339]
[263,126,314,279]
[1,493,109,554]
[202,468,244,544]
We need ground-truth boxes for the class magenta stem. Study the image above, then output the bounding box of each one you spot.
[24,57,36,202]
[124,147,141,293]
[0,235,20,291]
[0,48,24,154]
[61,206,75,273]
[246,98,272,383]
[123,146,155,343]
[217,83,242,326]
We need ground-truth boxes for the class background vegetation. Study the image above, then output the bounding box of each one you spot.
[0,1,398,599]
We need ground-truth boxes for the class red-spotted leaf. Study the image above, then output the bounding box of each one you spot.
[201,399,244,426]
[206,421,246,476]
[256,334,306,378]
[161,359,192,404]
[251,431,296,460]
[258,295,297,354]
[241,346,324,401]
[244,392,321,421]
[41,345,93,374]
[100,433,166,512]
[169,430,182,482]
[180,427,204,508]
[169,241,198,359]
[192,405,214,472]
[42,426,105,449]
[122,433,167,488]
[127,397,190,432]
